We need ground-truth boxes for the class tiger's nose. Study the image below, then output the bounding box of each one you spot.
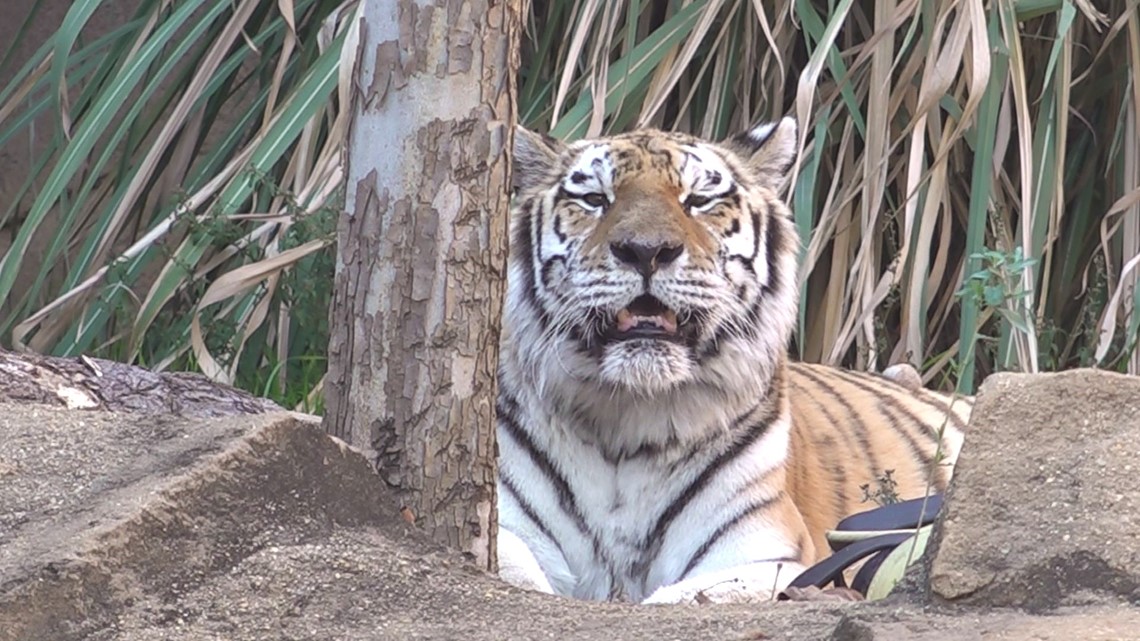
[609,241,684,278]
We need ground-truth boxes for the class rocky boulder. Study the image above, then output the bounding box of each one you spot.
[927,368,1140,611]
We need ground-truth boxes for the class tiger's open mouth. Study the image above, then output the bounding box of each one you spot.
[605,294,685,343]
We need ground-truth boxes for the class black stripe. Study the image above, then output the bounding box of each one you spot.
[730,254,757,276]
[512,198,534,265]
[532,192,548,264]
[497,394,617,572]
[557,184,593,201]
[812,367,943,440]
[762,203,783,295]
[817,368,946,490]
[729,202,758,276]
[640,391,781,554]
[540,256,565,290]
[681,150,700,171]
[680,492,782,579]
[500,474,561,552]
[876,397,945,491]
[820,433,849,518]
[595,422,730,469]
[698,294,763,362]
[514,198,553,330]
[710,182,738,202]
[552,213,567,242]
[827,368,956,462]
[793,365,882,478]
[497,397,592,540]
[723,191,742,211]
[750,208,762,262]
[908,388,971,432]
[854,369,972,433]
[599,434,675,465]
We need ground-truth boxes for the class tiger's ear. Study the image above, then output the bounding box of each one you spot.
[513,125,565,193]
[724,117,798,191]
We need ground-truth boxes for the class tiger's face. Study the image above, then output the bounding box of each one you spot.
[506,119,800,397]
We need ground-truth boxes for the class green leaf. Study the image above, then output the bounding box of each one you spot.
[865,525,933,601]
[0,0,212,330]
[957,6,1009,394]
[984,285,1005,308]
[130,23,349,355]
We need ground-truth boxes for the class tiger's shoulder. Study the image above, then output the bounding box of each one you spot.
[788,360,974,427]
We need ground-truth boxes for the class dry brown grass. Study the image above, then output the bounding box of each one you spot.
[520,0,1137,391]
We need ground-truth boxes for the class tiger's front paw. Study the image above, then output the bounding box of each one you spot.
[640,562,806,605]
[641,577,773,605]
[497,527,556,594]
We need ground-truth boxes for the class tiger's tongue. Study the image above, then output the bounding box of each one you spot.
[616,308,679,334]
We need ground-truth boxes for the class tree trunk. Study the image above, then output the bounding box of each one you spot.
[323,0,521,572]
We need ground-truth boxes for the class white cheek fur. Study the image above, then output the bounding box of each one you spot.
[722,218,756,259]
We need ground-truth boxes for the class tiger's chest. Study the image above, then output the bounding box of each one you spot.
[500,436,695,599]
[496,405,757,601]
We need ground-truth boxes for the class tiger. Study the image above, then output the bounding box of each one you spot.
[494,116,971,605]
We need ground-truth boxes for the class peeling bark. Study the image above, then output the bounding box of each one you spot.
[323,0,522,572]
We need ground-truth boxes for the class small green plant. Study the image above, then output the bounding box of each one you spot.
[955,246,1042,378]
[860,469,900,507]
[957,247,1039,334]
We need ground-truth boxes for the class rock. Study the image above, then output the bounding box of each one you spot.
[825,607,1140,641]
[0,404,407,641]
[880,363,923,391]
[828,615,876,641]
[0,401,848,641]
[927,369,1140,611]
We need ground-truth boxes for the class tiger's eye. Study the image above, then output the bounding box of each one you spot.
[581,193,608,208]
